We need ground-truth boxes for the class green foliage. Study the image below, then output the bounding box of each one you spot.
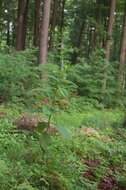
[0,105,125,190]
[0,52,77,109]
[0,50,124,108]
[68,50,120,107]
[28,63,77,114]
[0,0,126,189]
[0,51,39,102]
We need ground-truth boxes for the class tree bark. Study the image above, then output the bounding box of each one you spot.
[39,0,51,64]
[49,0,58,48]
[94,0,102,49]
[102,0,116,94]
[33,0,41,47]
[59,0,66,67]
[118,2,126,92]
[6,20,10,46]
[71,20,85,64]
[59,0,66,45]
[105,0,116,60]
[16,0,29,51]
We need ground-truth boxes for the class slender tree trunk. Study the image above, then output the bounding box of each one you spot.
[59,0,66,67]
[6,4,10,47]
[12,24,16,47]
[105,0,116,60]
[94,0,104,49]
[102,0,116,94]
[71,20,85,64]
[33,0,41,47]
[0,0,2,12]
[16,0,29,51]
[39,0,51,64]
[22,0,29,49]
[59,0,66,43]
[6,20,10,46]
[49,0,58,48]
[0,0,3,27]
[118,2,126,92]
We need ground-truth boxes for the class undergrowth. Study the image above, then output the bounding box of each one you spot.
[0,51,126,189]
[0,104,125,190]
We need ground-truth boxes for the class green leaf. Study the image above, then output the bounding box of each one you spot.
[17,181,37,190]
[58,87,68,97]
[39,132,52,150]
[56,126,71,139]
[42,105,51,115]
[36,121,48,133]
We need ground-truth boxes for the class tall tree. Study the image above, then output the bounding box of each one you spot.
[33,0,41,47]
[71,20,85,64]
[118,2,126,92]
[39,0,51,64]
[49,0,59,48]
[105,0,116,60]
[59,0,66,66]
[16,0,29,51]
[102,0,116,94]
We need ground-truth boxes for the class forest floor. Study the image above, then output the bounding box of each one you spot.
[0,104,126,190]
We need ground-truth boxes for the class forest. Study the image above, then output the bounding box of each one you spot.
[0,0,126,189]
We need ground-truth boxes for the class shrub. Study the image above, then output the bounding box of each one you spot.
[0,51,39,102]
[68,50,119,107]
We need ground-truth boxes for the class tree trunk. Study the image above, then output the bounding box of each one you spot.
[118,2,126,92]
[49,0,58,49]
[6,20,10,46]
[59,0,66,67]
[39,0,51,64]
[105,0,116,60]
[6,5,10,47]
[16,0,29,51]
[94,0,102,49]
[102,0,116,94]
[33,0,41,47]
[71,20,85,64]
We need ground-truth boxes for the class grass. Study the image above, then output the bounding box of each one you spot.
[0,104,125,190]
[54,108,124,129]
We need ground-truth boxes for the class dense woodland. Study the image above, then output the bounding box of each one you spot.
[0,0,126,189]
[0,0,126,105]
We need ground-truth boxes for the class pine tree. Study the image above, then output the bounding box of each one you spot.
[39,0,51,64]
[16,0,29,51]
